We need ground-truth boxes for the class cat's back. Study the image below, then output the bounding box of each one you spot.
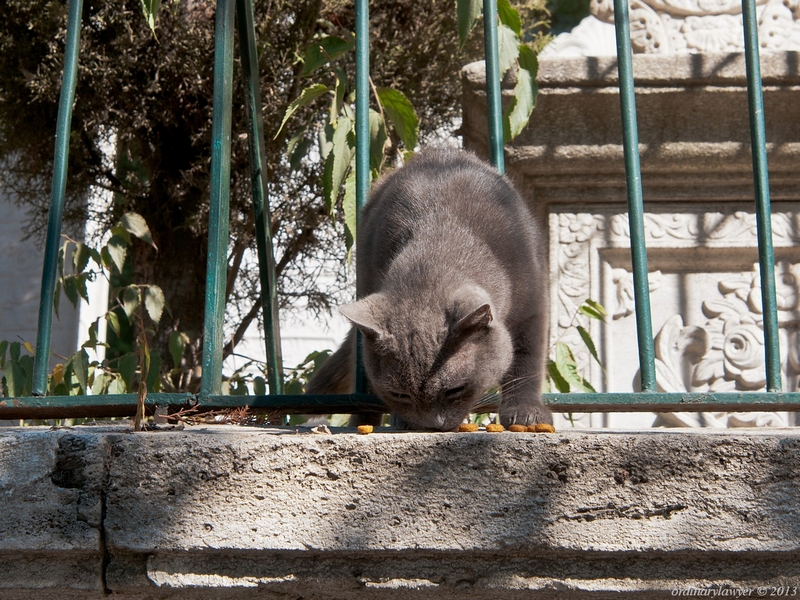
[365,148,517,223]
[357,149,540,292]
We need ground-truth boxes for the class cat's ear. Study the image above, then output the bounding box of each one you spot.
[339,294,388,339]
[452,303,493,338]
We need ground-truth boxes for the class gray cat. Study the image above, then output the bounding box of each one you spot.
[307,148,551,431]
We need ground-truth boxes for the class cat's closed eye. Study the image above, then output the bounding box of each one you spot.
[389,390,412,402]
[445,384,467,397]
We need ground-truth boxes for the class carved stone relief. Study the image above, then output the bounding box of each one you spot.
[549,203,800,427]
[655,263,800,393]
[542,0,800,56]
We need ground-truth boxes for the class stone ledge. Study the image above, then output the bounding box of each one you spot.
[1,426,799,598]
[461,52,800,191]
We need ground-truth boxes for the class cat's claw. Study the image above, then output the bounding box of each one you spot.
[500,401,553,428]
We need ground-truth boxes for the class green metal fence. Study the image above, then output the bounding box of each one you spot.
[2,0,799,421]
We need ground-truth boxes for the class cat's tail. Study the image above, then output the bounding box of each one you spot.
[305,328,355,395]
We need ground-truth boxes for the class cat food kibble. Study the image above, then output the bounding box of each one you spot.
[527,423,556,433]
[458,423,479,432]
[357,425,374,435]
[508,424,527,432]
[485,423,505,432]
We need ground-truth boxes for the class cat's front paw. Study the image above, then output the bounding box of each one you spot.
[500,400,553,428]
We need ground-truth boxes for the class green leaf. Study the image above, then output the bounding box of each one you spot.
[554,342,596,393]
[0,340,7,369]
[299,35,354,77]
[287,123,313,171]
[105,311,121,337]
[108,377,126,395]
[253,376,267,396]
[284,378,304,395]
[118,353,138,392]
[497,0,522,36]
[498,24,520,78]
[92,370,111,395]
[76,273,91,303]
[583,298,608,320]
[369,109,388,171]
[274,83,330,140]
[579,305,606,321]
[63,275,79,308]
[82,322,99,350]
[144,285,165,326]
[518,43,539,74]
[121,286,142,321]
[106,235,128,274]
[457,0,483,48]
[311,350,332,372]
[73,243,92,273]
[331,66,348,123]
[168,331,187,370]
[58,239,70,278]
[576,325,605,371]
[9,342,20,363]
[343,169,357,252]
[229,378,247,396]
[322,116,355,212]
[140,0,161,36]
[121,212,157,249]
[503,49,537,142]
[54,278,61,318]
[547,359,570,393]
[146,352,161,392]
[110,223,132,245]
[376,88,419,151]
[72,349,89,394]
[17,355,33,396]
[6,360,25,396]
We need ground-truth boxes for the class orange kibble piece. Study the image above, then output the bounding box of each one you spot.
[458,423,479,432]
[357,425,374,435]
[508,424,527,432]
[485,423,505,433]
[527,423,556,433]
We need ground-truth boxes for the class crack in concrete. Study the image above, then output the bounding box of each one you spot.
[99,438,113,595]
[560,502,687,522]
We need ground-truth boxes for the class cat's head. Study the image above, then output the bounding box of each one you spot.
[340,285,513,431]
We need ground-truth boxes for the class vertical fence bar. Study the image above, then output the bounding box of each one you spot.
[482,0,505,174]
[236,0,284,394]
[354,0,370,394]
[612,0,657,392]
[741,0,782,391]
[33,0,85,395]
[200,0,236,397]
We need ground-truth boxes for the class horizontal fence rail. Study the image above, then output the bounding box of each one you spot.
[2,0,797,421]
[4,392,800,421]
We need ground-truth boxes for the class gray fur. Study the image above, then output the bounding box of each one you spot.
[307,148,551,430]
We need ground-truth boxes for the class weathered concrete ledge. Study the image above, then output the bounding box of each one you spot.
[1,426,800,598]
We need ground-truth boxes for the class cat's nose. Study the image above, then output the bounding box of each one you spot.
[430,413,446,430]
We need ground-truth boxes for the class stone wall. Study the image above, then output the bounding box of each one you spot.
[1,425,799,598]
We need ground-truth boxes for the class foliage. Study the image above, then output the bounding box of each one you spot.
[0,213,175,399]
[456,0,541,142]
[547,298,607,394]
[0,0,496,382]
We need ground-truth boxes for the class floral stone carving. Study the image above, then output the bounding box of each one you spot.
[591,0,800,53]
[543,0,800,55]
[655,262,800,393]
